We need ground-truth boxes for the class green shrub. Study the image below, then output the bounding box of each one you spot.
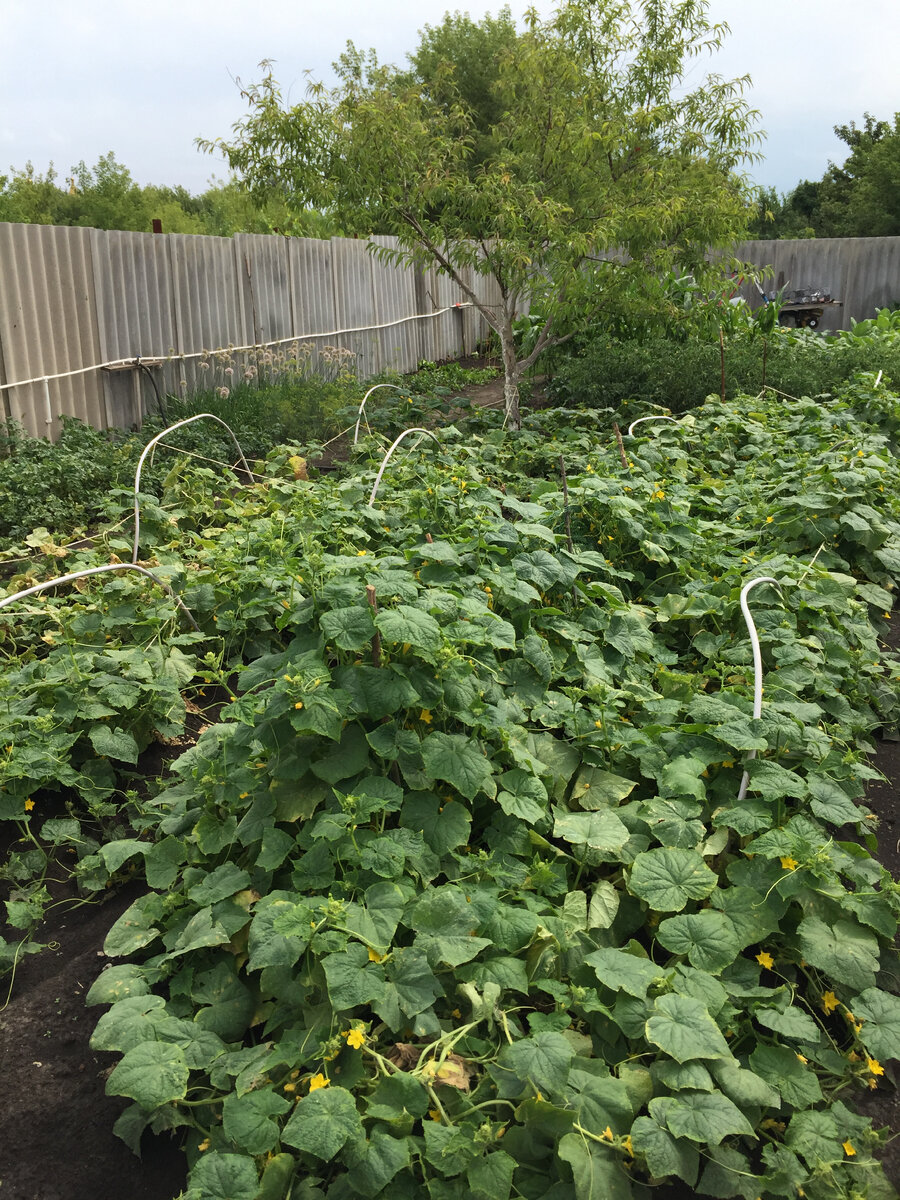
[164,374,356,455]
[550,331,900,413]
[0,418,139,543]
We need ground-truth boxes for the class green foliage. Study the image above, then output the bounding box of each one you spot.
[204,0,761,425]
[550,327,900,412]
[0,355,504,548]
[2,368,900,1198]
[0,380,342,546]
[0,153,338,237]
[847,308,900,344]
[405,360,498,394]
[402,7,519,171]
[747,112,900,240]
[0,417,140,541]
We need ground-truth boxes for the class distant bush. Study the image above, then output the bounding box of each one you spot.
[0,418,138,543]
[550,331,900,413]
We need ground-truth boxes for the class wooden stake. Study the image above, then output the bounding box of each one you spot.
[365,584,382,668]
[558,455,574,553]
[719,327,726,403]
[612,422,628,470]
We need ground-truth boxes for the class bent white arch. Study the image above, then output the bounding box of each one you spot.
[0,563,199,630]
[367,428,440,507]
[736,575,785,803]
[133,414,251,563]
[353,384,404,446]
[627,416,678,437]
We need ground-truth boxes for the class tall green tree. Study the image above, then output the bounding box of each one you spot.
[748,112,900,240]
[818,113,900,237]
[0,153,338,237]
[203,0,760,427]
[403,7,519,171]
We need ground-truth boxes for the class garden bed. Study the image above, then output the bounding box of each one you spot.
[2,376,900,1200]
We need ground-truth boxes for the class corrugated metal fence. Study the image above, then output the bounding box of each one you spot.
[734,236,900,333]
[0,224,500,439]
[2,224,898,440]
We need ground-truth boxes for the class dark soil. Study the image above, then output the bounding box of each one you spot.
[3,731,897,1200]
[0,382,896,1199]
[0,882,188,1200]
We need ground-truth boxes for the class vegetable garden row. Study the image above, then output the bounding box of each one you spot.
[1,374,899,1200]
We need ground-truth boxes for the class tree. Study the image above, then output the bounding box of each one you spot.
[0,154,339,237]
[818,113,900,237]
[0,162,69,226]
[204,0,761,427]
[747,113,900,241]
[402,7,519,172]
[745,184,817,241]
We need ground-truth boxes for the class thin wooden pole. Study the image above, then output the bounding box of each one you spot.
[612,423,628,470]
[365,585,382,668]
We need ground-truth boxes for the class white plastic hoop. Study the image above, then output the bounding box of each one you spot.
[0,563,199,630]
[627,416,678,437]
[353,384,404,446]
[133,414,251,563]
[367,428,440,507]
[736,575,784,802]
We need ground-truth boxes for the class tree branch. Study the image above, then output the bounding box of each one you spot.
[401,212,502,333]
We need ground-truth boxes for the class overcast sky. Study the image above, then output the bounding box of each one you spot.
[3,0,898,198]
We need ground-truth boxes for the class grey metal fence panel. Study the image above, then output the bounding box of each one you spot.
[234,233,293,346]
[92,229,179,428]
[330,238,378,378]
[844,237,900,325]
[432,269,464,362]
[168,233,249,397]
[0,327,8,424]
[23,225,896,438]
[735,238,900,330]
[0,222,105,438]
[286,237,337,378]
[416,266,448,363]
[370,236,419,374]
[233,233,295,385]
[457,263,481,355]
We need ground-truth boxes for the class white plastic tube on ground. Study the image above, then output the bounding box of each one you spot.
[367,428,440,507]
[353,384,404,446]
[133,414,251,563]
[736,575,784,802]
[627,416,678,437]
[0,563,199,630]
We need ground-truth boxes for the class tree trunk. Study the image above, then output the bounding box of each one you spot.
[499,328,521,431]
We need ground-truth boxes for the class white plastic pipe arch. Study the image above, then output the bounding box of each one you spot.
[736,575,784,802]
[353,384,404,446]
[367,428,440,507]
[0,563,200,630]
[627,416,678,437]
[133,414,251,563]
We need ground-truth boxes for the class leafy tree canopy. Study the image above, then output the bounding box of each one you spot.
[748,112,900,240]
[401,7,520,170]
[0,153,339,238]
[203,0,761,426]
